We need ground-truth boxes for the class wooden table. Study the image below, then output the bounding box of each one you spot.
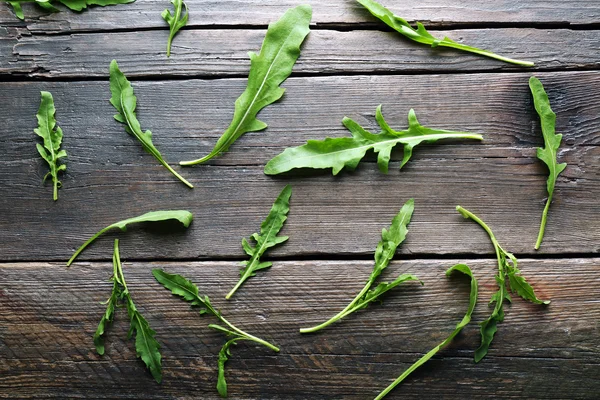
[1,1,599,398]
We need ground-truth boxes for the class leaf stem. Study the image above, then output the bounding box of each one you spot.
[161,161,194,188]
[535,194,552,250]
[219,316,279,352]
[299,283,372,333]
[53,180,58,201]
[66,226,110,266]
[440,41,534,67]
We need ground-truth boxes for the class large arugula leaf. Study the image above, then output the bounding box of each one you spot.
[374,264,478,399]
[357,0,534,67]
[109,60,193,188]
[67,210,193,266]
[530,76,567,250]
[226,185,292,299]
[264,105,482,175]
[180,5,311,166]
[153,269,279,397]
[34,91,67,201]
[5,0,134,20]
[456,206,549,362]
[162,0,188,57]
[300,199,422,333]
[94,240,162,383]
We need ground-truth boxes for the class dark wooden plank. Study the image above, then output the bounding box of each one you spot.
[3,28,600,79]
[1,0,600,33]
[0,71,598,261]
[1,259,598,399]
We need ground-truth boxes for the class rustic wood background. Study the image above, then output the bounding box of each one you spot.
[1,1,599,399]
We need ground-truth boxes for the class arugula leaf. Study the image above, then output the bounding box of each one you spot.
[529,76,566,250]
[264,105,482,175]
[67,210,193,266]
[162,0,188,57]
[357,0,534,67]
[374,264,478,399]
[226,185,291,299]
[109,60,193,188]
[95,240,162,383]
[180,5,311,166]
[300,199,422,333]
[456,206,549,362]
[5,0,135,20]
[34,91,67,201]
[153,269,279,397]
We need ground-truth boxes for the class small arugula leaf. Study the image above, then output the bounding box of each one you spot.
[300,199,421,333]
[125,298,163,383]
[95,240,162,383]
[226,185,291,299]
[180,5,311,166]
[216,338,238,397]
[357,0,534,67]
[109,60,193,188]
[456,206,549,362]
[67,210,193,266]
[265,105,482,176]
[374,264,478,399]
[153,269,279,397]
[34,91,67,201]
[93,257,121,355]
[5,0,135,20]
[530,76,567,250]
[162,0,188,57]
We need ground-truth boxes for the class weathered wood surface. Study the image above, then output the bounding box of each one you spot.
[0,71,598,261]
[2,28,600,78]
[1,259,598,399]
[2,0,600,33]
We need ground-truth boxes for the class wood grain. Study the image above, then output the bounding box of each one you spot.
[1,258,598,399]
[0,71,598,261]
[2,28,599,79]
[2,0,600,33]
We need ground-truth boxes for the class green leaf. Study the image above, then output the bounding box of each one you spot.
[93,280,120,355]
[180,5,311,166]
[151,268,215,315]
[5,0,134,20]
[530,76,567,250]
[226,185,292,299]
[216,339,237,397]
[300,199,420,333]
[34,91,67,201]
[456,206,549,362]
[162,0,188,57]
[109,60,193,188]
[264,106,482,175]
[356,0,534,67]
[374,264,479,399]
[95,240,162,383]
[67,210,193,266]
[126,300,163,383]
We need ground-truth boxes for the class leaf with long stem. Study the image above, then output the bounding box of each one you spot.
[153,269,279,396]
[265,105,482,176]
[162,0,188,57]
[67,210,193,266]
[109,60,193,188]
[530,76,566,250]
[180,5,311,166]
[357,0,534,67]
[94,240,162,383]
[4,0,135,20]
[34,91,67,201]
[300,199,421,333]
[456,206,549,362]
[374,264,478,399]
[226,185,291,299]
